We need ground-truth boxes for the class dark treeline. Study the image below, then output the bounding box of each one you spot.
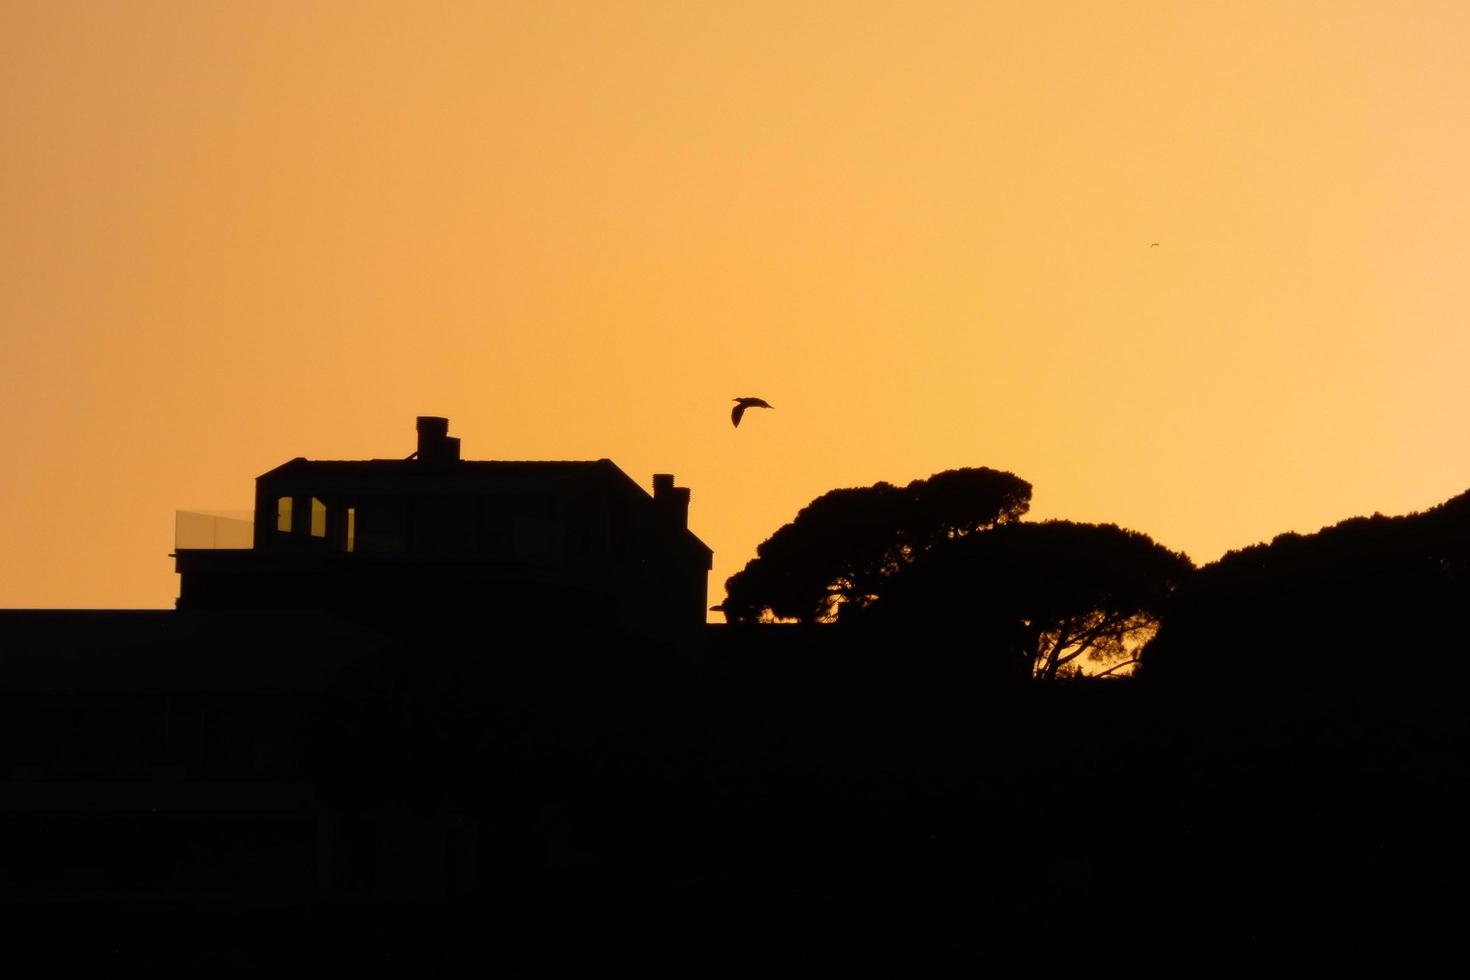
[5,472,1469,967]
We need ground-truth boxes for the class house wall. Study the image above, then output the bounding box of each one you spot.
[221,467,710,633]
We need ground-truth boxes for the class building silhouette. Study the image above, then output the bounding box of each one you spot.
[1,421,715,907]
[174,417,713,634]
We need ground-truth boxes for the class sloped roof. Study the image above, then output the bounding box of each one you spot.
[258,457,617,479]
[256,456,712,556]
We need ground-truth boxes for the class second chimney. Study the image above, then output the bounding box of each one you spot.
[415,416,461,463]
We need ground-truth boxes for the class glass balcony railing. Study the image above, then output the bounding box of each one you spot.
[175,510,255,550]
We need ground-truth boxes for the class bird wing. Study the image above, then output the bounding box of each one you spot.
[732,403,746,427]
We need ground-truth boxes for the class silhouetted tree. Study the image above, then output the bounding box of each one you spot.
[876,520,1194,680]
[722,468,1032,623]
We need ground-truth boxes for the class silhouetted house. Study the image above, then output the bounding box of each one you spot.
[174,417,712,634]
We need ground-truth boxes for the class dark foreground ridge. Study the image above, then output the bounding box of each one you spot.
[0,611,1463,967]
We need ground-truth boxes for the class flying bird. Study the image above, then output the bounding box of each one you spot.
[1150,242,1160,247]
[731,396,773,427]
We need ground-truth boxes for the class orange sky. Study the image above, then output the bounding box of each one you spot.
[3,1,1468,612]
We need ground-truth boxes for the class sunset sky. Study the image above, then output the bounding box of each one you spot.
[3,1,1468,612]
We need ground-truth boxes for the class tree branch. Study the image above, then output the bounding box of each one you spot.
[1091,657,1142,679]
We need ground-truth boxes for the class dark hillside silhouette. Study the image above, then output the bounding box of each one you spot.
[1127,487,1470,962]
[1142,487,1470,692]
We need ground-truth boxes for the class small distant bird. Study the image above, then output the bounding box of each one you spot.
[1150,242,1160,247]
[731,396,773,427]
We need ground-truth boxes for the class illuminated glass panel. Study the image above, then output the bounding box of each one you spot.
[346,507,356,553]
[311,498,327,537]
[276,497,293,533]
[175,511,254,550]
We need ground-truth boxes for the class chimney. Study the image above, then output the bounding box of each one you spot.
[652,473,690,529]
[415,416,461,463]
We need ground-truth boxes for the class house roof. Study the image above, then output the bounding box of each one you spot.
[258,457,617,479]
[256,456,712,556]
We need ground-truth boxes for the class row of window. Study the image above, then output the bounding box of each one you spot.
[267,493,657,562]
[275,497,355,551]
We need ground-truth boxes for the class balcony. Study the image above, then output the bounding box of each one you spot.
[175,511,254,551]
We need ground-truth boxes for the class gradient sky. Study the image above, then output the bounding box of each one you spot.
[3,1,1468,612]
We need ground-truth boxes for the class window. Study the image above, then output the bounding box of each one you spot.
[276,497,293,533]
[310,498,327,538]
[345,507,355,553]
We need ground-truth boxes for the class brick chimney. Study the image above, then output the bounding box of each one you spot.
[652,473,690,529]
